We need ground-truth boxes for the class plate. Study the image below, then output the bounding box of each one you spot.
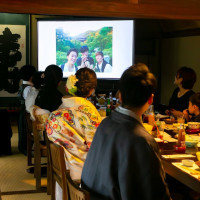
[164,118,177,124]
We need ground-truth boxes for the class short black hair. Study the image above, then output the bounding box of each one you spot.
[176,67,196,89]
[32,71,44,89]
[190,93,200,108]
[75,67,97,98]
[80,46,89,53]
[20,65,36,81]
[44,65,63,87]
[67,48,78,56]
[119,63,157,108]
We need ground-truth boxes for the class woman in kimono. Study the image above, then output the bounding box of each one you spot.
[46,67,102,181]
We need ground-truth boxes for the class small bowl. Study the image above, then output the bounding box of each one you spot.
[182,159,194,167]
[185,140,199,148]
[188,122,200,130]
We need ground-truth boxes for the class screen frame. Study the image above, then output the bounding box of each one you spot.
[36,16,135,80]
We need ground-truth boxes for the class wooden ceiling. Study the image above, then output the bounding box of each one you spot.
[0,0,200,20]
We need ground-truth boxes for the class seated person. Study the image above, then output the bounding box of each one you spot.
[76,45,94,70]
[35,65,63,112]
[95,51,112,73]
[46,67,102,180]
[183,93,200,122]
[167,66,196,117]
[81,63,171,200]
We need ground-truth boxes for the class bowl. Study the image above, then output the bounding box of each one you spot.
[185,128,200,134]
[182,159,194,167]
[188,122,200,130]
[185,140,199,148]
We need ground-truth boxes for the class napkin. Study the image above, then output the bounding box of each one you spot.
[162,154,195,159]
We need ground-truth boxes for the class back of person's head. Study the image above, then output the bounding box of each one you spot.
[176,66,196,89]
[80,46,89,53]
[190,93,200,109]
[67,48,78,56]
[44,65,63,87]
[20,65,36,81]
[75,67,97,98]
[32,71,44,89]
[119,63,157,108]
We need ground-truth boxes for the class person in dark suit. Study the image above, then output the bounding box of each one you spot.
[81,63,171,200]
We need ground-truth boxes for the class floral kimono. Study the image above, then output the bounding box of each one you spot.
[46,97,102,180]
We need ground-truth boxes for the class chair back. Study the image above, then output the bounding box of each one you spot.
[66,171,90,200]
[25,111,33,166]
[48,140,68,200]
[31,109,49,190]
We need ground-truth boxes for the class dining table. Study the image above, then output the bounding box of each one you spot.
[159,124,200,194]
[143,121,200,194]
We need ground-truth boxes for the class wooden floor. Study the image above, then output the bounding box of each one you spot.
[0,123,50,200]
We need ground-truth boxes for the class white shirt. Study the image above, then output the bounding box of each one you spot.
[96,62,112,73]
[25,87,39,113]
[22,81,33,100]
[62,63,76,73]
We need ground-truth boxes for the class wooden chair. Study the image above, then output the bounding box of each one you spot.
[25,112,34,166]
[66,171,90,200]
[32,117,48,190]
[47,139,69,200]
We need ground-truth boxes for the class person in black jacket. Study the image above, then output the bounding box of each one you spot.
[95,51,112,73]
[81,63,171,200]
[76,45,94,70]
[35,64,63,112]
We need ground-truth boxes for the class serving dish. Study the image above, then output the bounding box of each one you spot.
[182,159,195,167]
[185,140,199,148]
[164,118,177,124]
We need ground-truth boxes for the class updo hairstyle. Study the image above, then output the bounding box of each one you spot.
[75,67,97,98]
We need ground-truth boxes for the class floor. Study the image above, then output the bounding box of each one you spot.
[0,123,50,200]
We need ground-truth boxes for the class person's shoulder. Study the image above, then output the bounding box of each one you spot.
[188,90,195,95]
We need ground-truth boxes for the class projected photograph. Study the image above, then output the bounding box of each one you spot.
[56,26,113,73]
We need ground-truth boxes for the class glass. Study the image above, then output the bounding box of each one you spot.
[99,106,106,117]
[97,94,106,105]
[177,115,185,124]
[143,105,155,125]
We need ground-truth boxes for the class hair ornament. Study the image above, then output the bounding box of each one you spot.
[66,75,78,96]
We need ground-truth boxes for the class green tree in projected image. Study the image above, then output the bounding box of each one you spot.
[56,27,113,66]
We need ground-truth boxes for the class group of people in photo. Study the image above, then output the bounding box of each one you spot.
[60,45,112,73]
[17,61,200,200]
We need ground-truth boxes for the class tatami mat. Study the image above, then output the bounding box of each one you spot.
[0,123,50,200]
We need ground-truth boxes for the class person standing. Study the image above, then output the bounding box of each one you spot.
[18,64,36,155]
[81,63,171,200]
